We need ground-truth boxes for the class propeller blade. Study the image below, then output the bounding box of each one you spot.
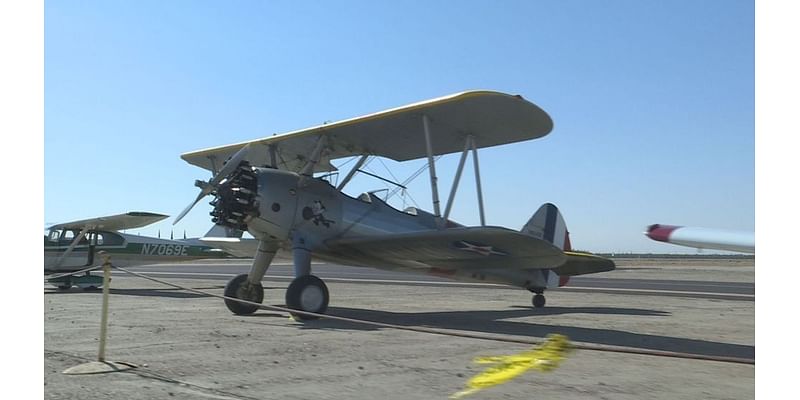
[173,191,206,225]
[174,144,252,226]
[210,144,251,187]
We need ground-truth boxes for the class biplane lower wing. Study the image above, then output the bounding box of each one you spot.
[324,227,567,271]
[550,252,616,277]
[198,237,260,258]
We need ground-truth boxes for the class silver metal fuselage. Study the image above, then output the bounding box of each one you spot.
[238,168,553,288]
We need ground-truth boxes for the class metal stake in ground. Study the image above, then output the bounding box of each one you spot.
[63,253,137,375]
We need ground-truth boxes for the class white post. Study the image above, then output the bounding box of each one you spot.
[97,255,112,362]
[423,114,443,227]
[471,138,486,226]
[62,252,136,375]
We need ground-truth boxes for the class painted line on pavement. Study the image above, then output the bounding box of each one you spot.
[115,271,753,299]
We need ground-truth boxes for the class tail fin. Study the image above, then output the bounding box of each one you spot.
[522,203,572,288]
[521,203,571,251]
[523,203,615,288]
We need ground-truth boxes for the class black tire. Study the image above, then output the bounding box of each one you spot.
[224,274,264,315]
[56,284,71,290]
[285,275,329,320]
[532,294,546,308]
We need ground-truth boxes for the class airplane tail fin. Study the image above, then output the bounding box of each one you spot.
[521,203,571,287]
[521,203,572,251]
[522,203,615,286]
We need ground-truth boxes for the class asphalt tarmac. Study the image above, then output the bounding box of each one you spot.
[44,258,754,399]
[123,259,755,300]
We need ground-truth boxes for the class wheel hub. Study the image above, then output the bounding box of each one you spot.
[236,283,259,302]
[300,285,324,311]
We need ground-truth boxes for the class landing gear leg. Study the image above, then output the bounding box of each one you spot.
[530,288,546,308]
[224,240,278,315]
[285,238,329,320]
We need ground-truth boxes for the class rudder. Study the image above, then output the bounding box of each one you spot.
[521,203,572,288]
[521,203,571,251]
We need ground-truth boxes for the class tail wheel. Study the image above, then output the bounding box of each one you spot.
[224,274,264,315]
[285,275,329,320]
[532,293,546,308]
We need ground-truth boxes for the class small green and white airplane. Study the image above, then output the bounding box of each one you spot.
[44,211,232,289]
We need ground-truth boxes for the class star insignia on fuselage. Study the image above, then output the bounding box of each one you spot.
[453,241,508,256]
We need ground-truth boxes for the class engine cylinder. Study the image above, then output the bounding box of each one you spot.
[209,162,260,231]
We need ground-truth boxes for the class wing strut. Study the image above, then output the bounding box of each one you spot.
[472,137,486,226]
[336,155,370,191]
[299,135,328,183]
[442,135,487,226]
[268,144,278,168]
[53,226,92,268]
[422,114,443,228]
[444,136,473,221]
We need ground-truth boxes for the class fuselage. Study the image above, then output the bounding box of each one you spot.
[213,167,563,289]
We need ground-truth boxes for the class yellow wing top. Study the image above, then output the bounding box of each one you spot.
[181,90,553,173]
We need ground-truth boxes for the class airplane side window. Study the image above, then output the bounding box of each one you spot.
[98,232,124,246]
[58,230,74,246]
[95,233,104,246]
[48,230,60,242]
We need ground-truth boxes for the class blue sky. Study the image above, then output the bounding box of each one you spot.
[44,0,754,253]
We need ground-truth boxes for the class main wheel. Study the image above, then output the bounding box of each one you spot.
[285,275,329,320]
[224,274,264,315]
[532,293,546,308]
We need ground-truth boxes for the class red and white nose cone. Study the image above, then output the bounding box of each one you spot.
[645,224,680,243]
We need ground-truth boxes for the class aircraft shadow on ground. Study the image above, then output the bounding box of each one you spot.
[44,285,285,299]
[44,287,214,299]
[287,306,753,360]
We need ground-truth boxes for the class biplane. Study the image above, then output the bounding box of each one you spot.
[44,211,230,289]
[174,90,615,318]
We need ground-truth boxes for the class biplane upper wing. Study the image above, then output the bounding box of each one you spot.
[48,211,169,232]
[324,226,567,270]
[180,90,553,173]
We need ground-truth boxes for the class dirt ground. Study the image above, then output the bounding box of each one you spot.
[44,258,754,400]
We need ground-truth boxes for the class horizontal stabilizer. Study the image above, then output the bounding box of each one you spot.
[551,252,615,277]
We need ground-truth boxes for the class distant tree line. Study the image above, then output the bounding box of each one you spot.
[593,252,754,259]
